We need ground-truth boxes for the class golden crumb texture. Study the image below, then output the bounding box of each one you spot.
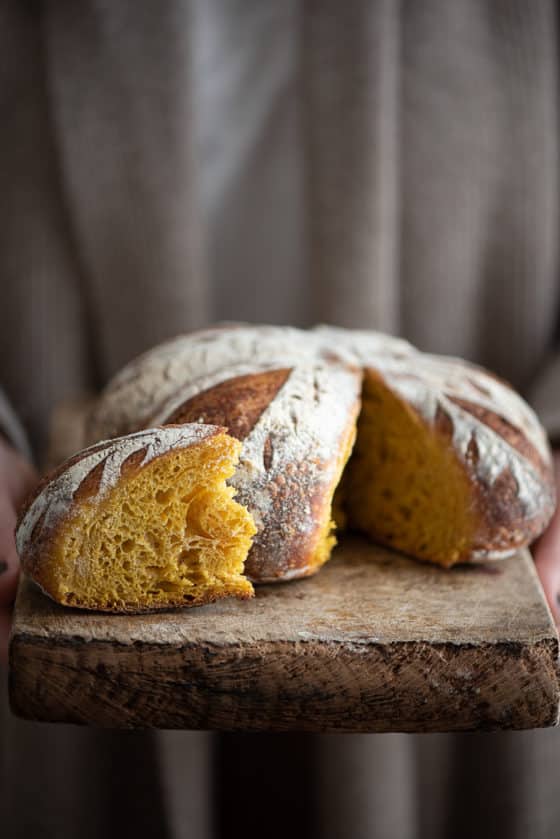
[19,430,256,612]
[341,371,480,567]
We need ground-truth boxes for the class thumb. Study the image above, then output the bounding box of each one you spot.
[0,439,38,609]
[533,531,560,626]
[532,450,560,624]
[0,492,21,608]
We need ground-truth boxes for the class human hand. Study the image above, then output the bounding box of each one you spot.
[0,437,38,664]
[533,450,560,626]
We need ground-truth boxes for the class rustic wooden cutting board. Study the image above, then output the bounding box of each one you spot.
[8,400,560,732]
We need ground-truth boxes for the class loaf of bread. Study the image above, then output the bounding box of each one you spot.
[16,425,256,612]
[16,324,556,612]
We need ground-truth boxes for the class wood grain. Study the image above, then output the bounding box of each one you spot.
[9,537,560,732]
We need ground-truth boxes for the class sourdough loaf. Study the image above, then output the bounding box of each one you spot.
[87,324,555,569]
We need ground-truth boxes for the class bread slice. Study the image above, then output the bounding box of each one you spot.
[16,425,256,612]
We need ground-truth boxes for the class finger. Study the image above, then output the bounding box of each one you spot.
[0,607,12,666]
[0,494,20,608]
[533,526,560,625]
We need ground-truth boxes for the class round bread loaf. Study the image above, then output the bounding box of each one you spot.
[87,324,556,570]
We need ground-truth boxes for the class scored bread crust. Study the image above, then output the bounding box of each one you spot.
[86,324,556,568]
[16,424,254,612]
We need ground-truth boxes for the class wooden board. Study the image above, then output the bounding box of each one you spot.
[8,400,560,732]
[9,537,560,732]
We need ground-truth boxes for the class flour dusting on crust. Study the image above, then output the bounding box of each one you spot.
[227,363,361,577]
[16,425,222,557]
